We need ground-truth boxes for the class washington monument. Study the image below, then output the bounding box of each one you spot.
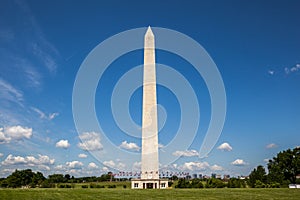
[131,27,168,189]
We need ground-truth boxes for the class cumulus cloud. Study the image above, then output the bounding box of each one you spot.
[88,162,98,169]
[103,160,126,170]
[0,153,4,157]
[66,161,83,169]
[119,141,140,151]
[103,160,116,168]
[172,149,199,157]
[78,153,87,158]
[54,165,65,171]
[132,161,141,171]
[266,143,278,149]
[102,166,109,172]
[0,125,32,144]
[210,164,223,171]
[180,162,210,171]
[1,154,54,170]
[55,139,70,149]
[231,159,247,166]
[78,132,103,151]
[264,158,270,163]
[217,142,232,151]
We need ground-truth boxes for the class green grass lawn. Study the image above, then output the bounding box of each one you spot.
[0,188,300,200]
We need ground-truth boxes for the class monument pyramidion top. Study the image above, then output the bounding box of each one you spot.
[145,26,154,37]
[145,26,155,49]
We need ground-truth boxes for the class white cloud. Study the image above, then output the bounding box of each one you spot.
[231,159,247,166]
[102,167,109,172]
[54,165,64,170]
[31,42,58,73]
[78,132,103,151]
[217,142,233,151]
[23,65,41,87]
[66,161,83,169]
[290,64,300,72]
[103,160,116,168]
[2,155,26,165]
[180,162,210,171]
[48,112,59,120]
[285,64,300,75]
[78,153,87,158]
[118,162,126,169]
[88,162,98,169]
[14,0,60,73]
[0,78,23,105]
[0,125,32,144]
[268,70,274,75]
[55,139,70,149]
[264,158,270,163]
[172,149,199,157]
[285,67,290,74]
[266,143,278,149]
[132,161,141,171]
[0,153,3,157]
[210,164,223,171]
[31,107,59,120]
[119,141,140,151]
[31,107,46,119]
[103,160,126,170]
[1,154,54,167]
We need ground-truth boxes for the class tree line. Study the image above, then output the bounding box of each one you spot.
[0,170,116,188]
[248,147,300,188]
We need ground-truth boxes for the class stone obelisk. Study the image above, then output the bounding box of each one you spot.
[141,26,159,180]
[131,27,168,189]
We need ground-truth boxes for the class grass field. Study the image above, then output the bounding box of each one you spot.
[0,188,300,200]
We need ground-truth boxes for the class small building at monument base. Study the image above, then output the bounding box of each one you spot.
[131,179,168,189]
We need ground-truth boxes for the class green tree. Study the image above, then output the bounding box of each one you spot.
[31,171,46,187]
[205,178,225,188]
[48,174,64,183]
[5,169,43,188]
[170,175,178,181]
[248,165,267,188]
[268,147,300,185]
[64,174,71,182]
[191,178,204,188]
[227,178,246,188]
[175,178,191,188]
[98,173,115,182]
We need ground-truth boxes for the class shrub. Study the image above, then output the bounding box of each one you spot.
[254,180,265,188]
[90,183,104,188]
[107,185,116,188]
[40,180,55,188]
[81,185,88,188]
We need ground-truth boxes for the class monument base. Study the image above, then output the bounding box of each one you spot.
[131,179,168,189]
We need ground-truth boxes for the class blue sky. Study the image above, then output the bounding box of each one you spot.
[0,0,299,178]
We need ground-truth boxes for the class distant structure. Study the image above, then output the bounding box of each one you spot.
[131,27,168,189]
